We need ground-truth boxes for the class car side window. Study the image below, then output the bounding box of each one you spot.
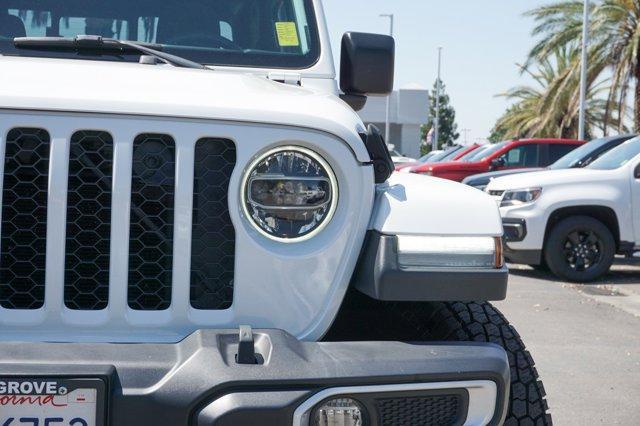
[548,144,577,164]
[499,145,539,167]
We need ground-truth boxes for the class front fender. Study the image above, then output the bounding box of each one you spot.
[370,173,503,237]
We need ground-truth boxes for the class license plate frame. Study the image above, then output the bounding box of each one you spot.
[0,377,107,426]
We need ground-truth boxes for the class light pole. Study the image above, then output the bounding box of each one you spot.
[434,47,443,151]
[380,14,394,145]
[578,0,590,140]
[462,128,471,146]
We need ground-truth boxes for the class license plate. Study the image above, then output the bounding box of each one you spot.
[0,378,105,426]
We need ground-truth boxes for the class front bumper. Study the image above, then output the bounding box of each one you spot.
[501,218,542,265]
[0,329,509,425]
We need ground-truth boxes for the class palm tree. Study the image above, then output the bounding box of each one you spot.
[525,0,640,132]
[492,47,626,140]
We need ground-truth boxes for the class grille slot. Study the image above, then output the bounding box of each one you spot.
[375,394,464,426]
[128,134,175,311]
[0,128,50,309]
[190,138,236,310]
[64,131,113,310]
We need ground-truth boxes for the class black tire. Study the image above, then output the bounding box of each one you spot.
[325,293,552,425]
[544,216,615,282]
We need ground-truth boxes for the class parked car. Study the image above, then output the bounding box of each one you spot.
[390,148,417,164]
[417,149,444,163]
[395,145,459,171]
[0,0,547,424]
[397,143,480,172]
[463,134,637,190]
[410,138,585,182]
[487,136,640,282]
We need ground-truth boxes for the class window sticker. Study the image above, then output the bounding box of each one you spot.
[275,22,300,46]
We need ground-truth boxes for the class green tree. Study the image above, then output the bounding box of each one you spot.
[421,79,459,154]
[525,0,640,132]
[492,47,626,140]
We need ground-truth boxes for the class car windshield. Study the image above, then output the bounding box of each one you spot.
[461,142,507,162]
[434,146,463,162]
[457,146,483,161]
[587,137,640,170]
[418,152,437,162]
[549,137,613,170]
[0,0,320,68]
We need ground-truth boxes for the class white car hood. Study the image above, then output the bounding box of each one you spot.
[487,168,615,191]
[0,56,369,161]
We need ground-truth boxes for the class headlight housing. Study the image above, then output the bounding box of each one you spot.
[242,146,338,242]
[500,187,542,207]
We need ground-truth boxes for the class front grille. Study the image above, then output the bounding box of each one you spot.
[64,131,113,310]
[0,128,50,309]
[128,134,175,311]
[376,394,464,426]
[488,190,505,197]
[0,126,236,313]
[190,138,236,310]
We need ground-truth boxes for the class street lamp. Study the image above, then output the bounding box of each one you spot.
[462,128,471,146]
[434,47,443,152]
[380,13,394,145]
[578,0,590,140]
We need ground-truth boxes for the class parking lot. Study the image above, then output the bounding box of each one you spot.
[497,260,640,425]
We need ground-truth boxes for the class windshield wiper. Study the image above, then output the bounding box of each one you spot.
[13,35,206,69]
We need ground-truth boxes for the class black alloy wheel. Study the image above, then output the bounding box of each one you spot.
[545,216,615,282]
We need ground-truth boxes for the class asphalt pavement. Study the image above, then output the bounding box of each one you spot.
[495,260,640,425]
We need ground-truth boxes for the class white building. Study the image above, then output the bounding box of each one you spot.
[358,83,429,159]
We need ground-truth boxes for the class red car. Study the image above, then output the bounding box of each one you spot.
[395,143,482,171]
[410,138,585,182]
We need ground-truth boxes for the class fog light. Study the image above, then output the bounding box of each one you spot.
[397,235,503,268]
[312,398,365,426]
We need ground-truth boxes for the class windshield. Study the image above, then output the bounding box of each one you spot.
[457,146,484,161]
[549,137,614,170]
[0,0,320,68]
[588,137,640,170]
[460,142,507,162]
[433,146,463,162]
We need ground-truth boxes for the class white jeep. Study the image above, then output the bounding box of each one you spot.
[488,136,640,283]
[0,1,548,425]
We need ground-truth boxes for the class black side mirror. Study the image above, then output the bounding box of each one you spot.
[340,32,395,111]
[634,163,640,179]
[491,158,506,170]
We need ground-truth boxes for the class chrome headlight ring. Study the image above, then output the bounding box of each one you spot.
[241,146,339,243]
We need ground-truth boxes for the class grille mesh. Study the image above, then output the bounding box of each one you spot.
[0,128,50,309]
[190,138,236,309]
[128,134,175,310]
[64,131,113,310]
[376,394,463,426]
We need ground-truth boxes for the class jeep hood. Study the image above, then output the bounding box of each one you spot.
[0,56,369,161]
[487,168,616,191]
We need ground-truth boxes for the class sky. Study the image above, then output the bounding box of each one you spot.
[323,0,549,145]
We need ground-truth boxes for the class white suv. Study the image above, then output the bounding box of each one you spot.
[487,136,640,282]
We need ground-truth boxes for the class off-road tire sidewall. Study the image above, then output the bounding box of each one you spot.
[544,216,615,283]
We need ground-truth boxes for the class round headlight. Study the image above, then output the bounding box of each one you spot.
[242,146,338,242]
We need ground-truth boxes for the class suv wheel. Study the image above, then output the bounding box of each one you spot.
[544,216,615,282]
[325,295,552,425]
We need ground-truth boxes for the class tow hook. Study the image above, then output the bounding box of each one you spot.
[236,325,259,365]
